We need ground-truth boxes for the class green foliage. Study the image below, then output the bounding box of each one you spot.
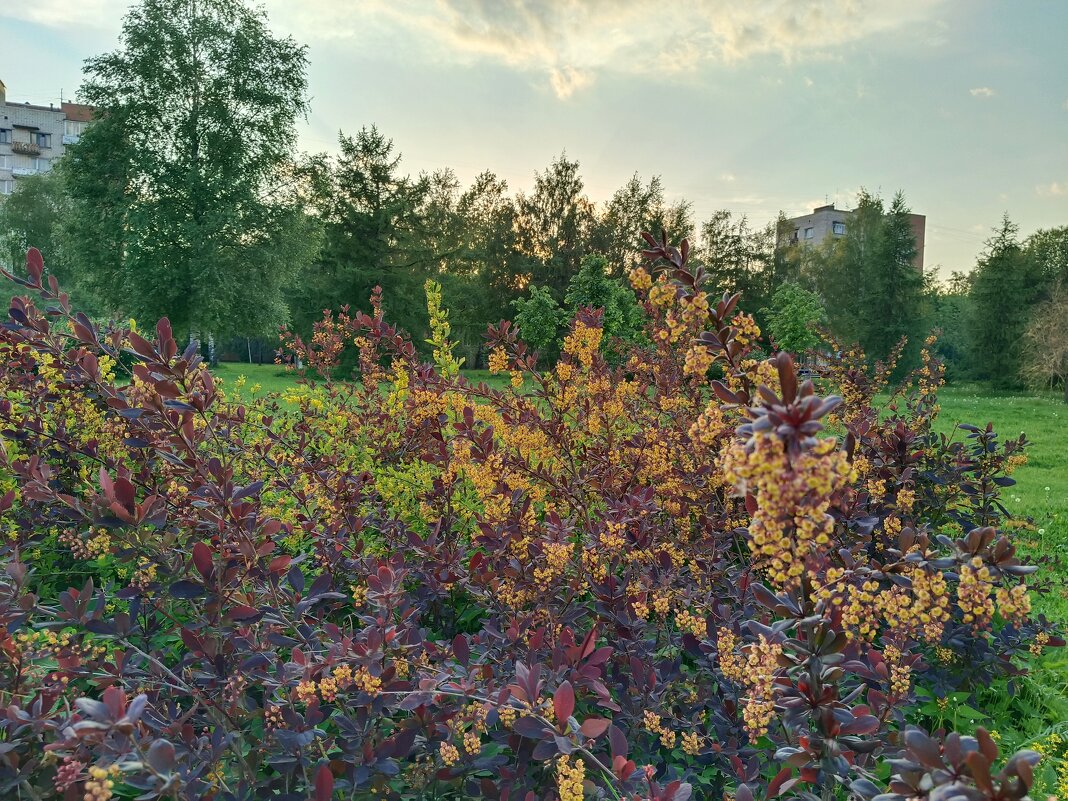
[513,154,596,299]
[592,173,693,277]
[696,210,779,312]
[514,255,644,362]
[298,127,447,340]
[762,282,826,355]
[512,284,566,358]
[563,255,644,344]
[968,215,1046,387]
[816,190,926,368]
[64,0,317,340]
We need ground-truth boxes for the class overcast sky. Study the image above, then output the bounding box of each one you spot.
[2,0,1066,277]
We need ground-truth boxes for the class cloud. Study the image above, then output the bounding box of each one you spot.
[1036,182,1065,197]
[549,66,594,99]
[0,0,127,28]
[5,0,947,100]
[969,86,996,98]
[720,173,737,183]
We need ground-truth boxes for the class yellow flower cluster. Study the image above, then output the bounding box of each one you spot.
[497,703,518,729]
[648,278,675,309]
[440,741,460,766]
[684,344,714,377]
[556,755,585,801]
[534,541,574,589]
[643,710,677,749]
[689,401,731,450]
[957,558,995,628]
[84,764,121,801]
[295,665,382,705]
[488,346,509,375]
[682,730,703,756]
[731,313,761,347]
[882,643,912,698]
[816,566,950,643]
[562,321,603,371]
[995,583,1031,626]
[675,609,707,639]
[629,266,653,292]
[717,630,783,740]
[1030,630,1051,656]
[723,434,854,587]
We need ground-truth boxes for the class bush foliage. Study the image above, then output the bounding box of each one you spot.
[0,240,1060,800]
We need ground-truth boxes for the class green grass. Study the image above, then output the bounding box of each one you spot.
[921,384,1068,623]
[213,362,304,396]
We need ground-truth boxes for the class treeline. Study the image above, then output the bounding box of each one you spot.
[0,0,1064,391]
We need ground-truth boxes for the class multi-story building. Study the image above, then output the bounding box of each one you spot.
[779,202,926,270]
[0,79,94,196]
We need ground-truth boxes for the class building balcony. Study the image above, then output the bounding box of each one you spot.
[11,167,38,177]
[62,134,80,145]
[11,141,41,156]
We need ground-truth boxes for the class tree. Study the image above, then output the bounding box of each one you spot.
[813,190,925,367]
[929,271,974,380]
[593,174,692,277]
[65,0,316,343]
[563,255,643,347]
[968,215,1045,386]
[0,172,73,281]
[866,191,925,364]
[695,210,777,315]
[762,282,826,356]
[1021,284,1068,402]
[1024,226,1068,285]
[512,285,567,360]
[299,127,439,339]
[513,255,644,365]
[514,154,597,299]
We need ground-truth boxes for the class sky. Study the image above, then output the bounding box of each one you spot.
[1,0,1066,277]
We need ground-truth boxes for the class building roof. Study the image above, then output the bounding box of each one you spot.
[62,102,94,123]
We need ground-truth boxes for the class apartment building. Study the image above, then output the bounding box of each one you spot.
[0,79,94,196]
[780,202,926,270]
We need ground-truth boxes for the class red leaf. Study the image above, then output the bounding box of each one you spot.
[452,634,470,667]
[553,680,575,725]
[579,717,610,739]
[768,767,793,797]
[315,763,334,801]
[25,248,44,285]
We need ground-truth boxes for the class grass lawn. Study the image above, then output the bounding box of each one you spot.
[921,385,1068,623]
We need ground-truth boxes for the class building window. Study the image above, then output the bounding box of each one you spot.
[832,221,846,235]
[65,120,86,137]
[0,129,10,144]
[0,180,12,195]
[34,132,52,148]
[804,227,815,240]
[34,158,51,172]
[0,155,10,170]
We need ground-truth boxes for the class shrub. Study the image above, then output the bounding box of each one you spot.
[0,241,1059,800]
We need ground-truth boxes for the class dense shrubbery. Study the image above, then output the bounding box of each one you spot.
[0,240,1061,800]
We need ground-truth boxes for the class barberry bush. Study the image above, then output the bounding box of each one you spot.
[0,238,1060,801]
